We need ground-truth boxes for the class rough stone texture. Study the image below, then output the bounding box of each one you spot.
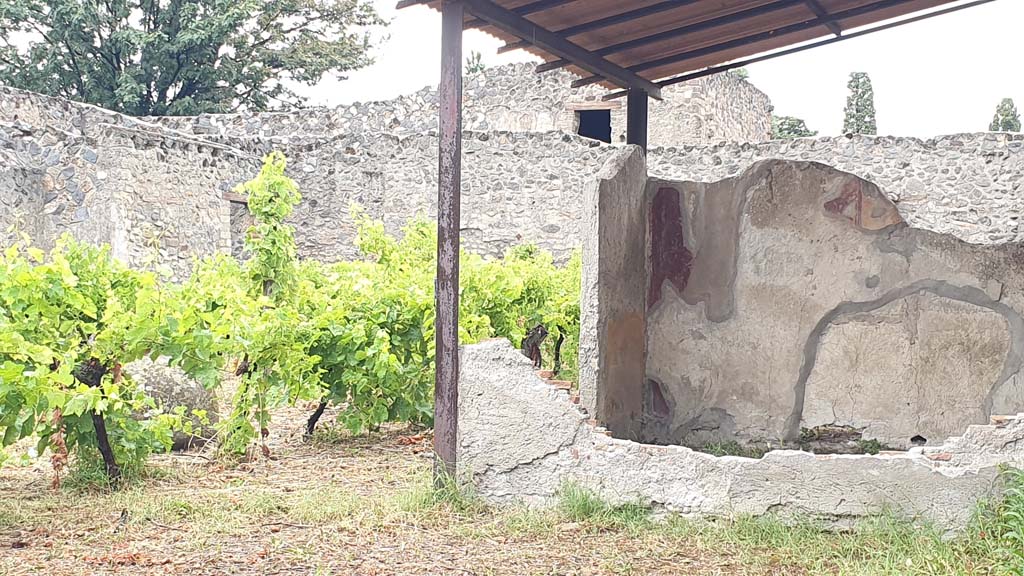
[268,131,620,263]
[2,75,1023,270]
[579,147,648,439]
[144,64,772,148]
[125,357,219,450]
[645,160,1024,449]
[647,133,1024,244]
[459,339,1024,532]
[0,115,241,278]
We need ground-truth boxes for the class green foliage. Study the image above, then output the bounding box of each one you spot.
[771,115,817,140]
[214,153,322,454]
[990,98,1022,132]
[308,210,582,434]
[843,72,877,135]
[1,151,583,473]
[0,235,202,479]
[727,67,749,80]
[465,51,486,75]
[556,482,651,531]
[700,441,768,459]
[856,438,883,455]
[0,0,384,115]
[972,467,1024,572]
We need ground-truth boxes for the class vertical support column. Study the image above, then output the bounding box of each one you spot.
[434,0,464,484]
[626,88,649,152]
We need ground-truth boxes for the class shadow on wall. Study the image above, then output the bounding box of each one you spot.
[591,159,1024,452]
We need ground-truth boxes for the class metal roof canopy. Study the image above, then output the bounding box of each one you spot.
[398,0,997,482]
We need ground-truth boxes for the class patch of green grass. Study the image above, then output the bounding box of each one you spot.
[0,504,28,529]
[656,512,985,574]
[699,440,769,459]
[556,482,651,532]
[971,466,1024,573]
[500,508,560,538]
[397,472,484,517]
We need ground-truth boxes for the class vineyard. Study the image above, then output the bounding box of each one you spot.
[0,152,581,484]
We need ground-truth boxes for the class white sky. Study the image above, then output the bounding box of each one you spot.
[300,0,1023,138]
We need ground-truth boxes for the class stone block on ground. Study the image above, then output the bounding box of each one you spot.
[125,357,219,451]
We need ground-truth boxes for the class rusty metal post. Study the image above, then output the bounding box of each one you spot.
[626,88,648,152]
[434,0,463,485]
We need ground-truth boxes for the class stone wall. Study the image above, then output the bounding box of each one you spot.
[458,339,1024,532]
[238,131,620,263]
[0,104,245,278]
[0,122,110,251]
[139,64,773,148]
[579,147,648,440]
[648,133,1024,245]
[2,79,1023,283]
[644,160,1024,449]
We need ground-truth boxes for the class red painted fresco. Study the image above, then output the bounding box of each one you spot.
[648,187,693,310]
[823,178,863,228]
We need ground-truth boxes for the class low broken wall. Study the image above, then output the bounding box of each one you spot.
[459,339,1024,532]
[644,160,1024,449]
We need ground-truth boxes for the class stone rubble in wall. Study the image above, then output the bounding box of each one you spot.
[136,63,773,148]
[648,133,1024,245]
[2,70,1022,271]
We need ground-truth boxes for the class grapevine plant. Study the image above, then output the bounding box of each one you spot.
[0,151,584,480]
[0,237,202,483]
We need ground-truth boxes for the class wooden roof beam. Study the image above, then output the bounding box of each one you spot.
[803,0,843,36]
[498,0,703,54]
[396,0,578,30]
[538,0,806,73]
[463,0,577,30]
[573,0,921,88]
[461,0,663,98]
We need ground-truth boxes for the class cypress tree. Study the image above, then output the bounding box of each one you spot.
[842,72,877,135]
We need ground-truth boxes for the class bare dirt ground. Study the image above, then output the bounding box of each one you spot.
[0,404,781,576]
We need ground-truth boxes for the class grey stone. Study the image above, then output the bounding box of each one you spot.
[125,357,219,451]
[458,339,1024,532]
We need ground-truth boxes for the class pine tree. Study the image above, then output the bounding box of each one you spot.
[772,115,817,139]
[989,98,1021,132]
[842,72,877,135]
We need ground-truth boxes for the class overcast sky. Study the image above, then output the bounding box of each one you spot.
[300,0,1022,138]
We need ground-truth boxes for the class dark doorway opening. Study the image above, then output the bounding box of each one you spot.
[577,109,612,143]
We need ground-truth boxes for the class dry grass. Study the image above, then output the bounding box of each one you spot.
[0,404,1015,575]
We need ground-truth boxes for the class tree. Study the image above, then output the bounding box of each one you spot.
[989,98,1021,132]
[727,68,749,80]
[465,51,486,75]
[0,0,384,116]
[772,115,817,139]
[842,72,877,135]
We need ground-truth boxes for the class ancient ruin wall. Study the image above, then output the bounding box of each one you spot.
[644,160,1024,450]
[265,131,621,263]
[648,133,1024,245]
[2,82,1023,280]
[134,64,772,148]
[459,339,1024,532]
[0,88,624,268]
[1,113,247,278]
